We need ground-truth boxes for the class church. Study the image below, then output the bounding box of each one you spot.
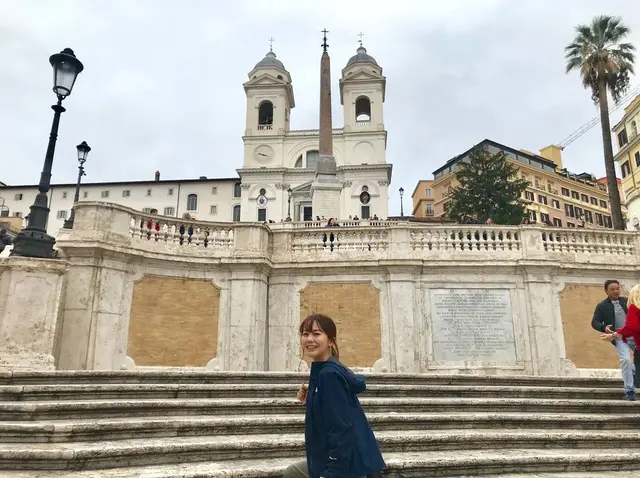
[1,38,392,234]
[237,38,392,222]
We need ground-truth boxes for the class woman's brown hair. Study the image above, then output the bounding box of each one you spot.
[300,314,340,360]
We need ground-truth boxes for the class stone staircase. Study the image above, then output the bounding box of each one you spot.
[0,371,639,477]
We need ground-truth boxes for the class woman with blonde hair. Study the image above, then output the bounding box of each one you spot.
[283,314,385,478]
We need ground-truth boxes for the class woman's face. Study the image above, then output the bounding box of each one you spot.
[301,321,332,361]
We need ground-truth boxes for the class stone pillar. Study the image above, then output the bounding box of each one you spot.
[223,265,269,370]
[54,202,134,370]
[524,268,563,376]
[384,266,419,373]
[268,276,300,371]
[54,255,133,370]
[0,257,69,370]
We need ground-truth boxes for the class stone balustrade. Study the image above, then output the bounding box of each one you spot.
[55,202,640,266]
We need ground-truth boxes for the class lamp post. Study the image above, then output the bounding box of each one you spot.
[285,187,293,221]
[399,187,405,218]
[63,141,91,229]
[11,48,84,258]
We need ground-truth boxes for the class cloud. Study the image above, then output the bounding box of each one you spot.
[0,0,638,215]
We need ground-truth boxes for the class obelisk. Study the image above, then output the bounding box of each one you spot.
[311,29,342,220]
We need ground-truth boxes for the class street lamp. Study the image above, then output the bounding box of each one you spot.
[399,187,405,218]
[11,48,84,258]
[63,141,91,229]
[285,187,293,221]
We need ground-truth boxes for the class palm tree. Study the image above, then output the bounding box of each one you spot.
[565,15,635,230]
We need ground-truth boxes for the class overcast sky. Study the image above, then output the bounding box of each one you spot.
[1,0,639,216]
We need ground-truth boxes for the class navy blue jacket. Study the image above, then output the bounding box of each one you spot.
[304,357,386,478]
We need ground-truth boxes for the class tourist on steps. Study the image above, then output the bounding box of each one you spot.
[283,314,385,478]
[593,280,639,401]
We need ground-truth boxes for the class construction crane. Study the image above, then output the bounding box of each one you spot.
[558,84,640,150]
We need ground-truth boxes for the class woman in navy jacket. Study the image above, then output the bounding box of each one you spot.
[283,314,385,478]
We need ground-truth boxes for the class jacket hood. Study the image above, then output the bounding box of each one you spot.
[310,356,367,394]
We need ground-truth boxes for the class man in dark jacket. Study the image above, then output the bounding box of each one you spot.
[591,279,639,400]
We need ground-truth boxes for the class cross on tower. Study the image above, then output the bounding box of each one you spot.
[268,37,275,51]
[358,32,365,46]
[321,29,329,52]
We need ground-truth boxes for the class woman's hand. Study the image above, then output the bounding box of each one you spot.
[297,384,308,404]
[600,333,616,342]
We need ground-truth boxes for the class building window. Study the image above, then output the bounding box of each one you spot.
[567,222,575,228]
[0,209,8,218]
[164,206,175,216]
[306,150,320,170]
[83,191,88,198]
[62,191,68,199]
[571,191,580,200]
[425,188,432,197]
[621,161,631,178]
[561,187,570,197]
[575,206,583,218]
[57,210,67,219]
[211,187,218,195]
[14,193,22,200]
[443,201,450,212]
[553,218,562,227]
[361,205,371,219]
[425,204,433,216]
[257,208,267,221]
[186,194,198,211]
[232,205,241,221]
[355,96,371,122]
[101,190,109,198]
[635,151,640,167]
[604,215,613,228]
[528,210,537,222]
[580,194,589,202]
[540,212,550,224]
[618,129,628,148]
[590,196,598,205]
[146,189,152,196]
[210,205,218,215]
[234,183,242,198]
[584,210,593,223]
[122,190,131,197]
[525,191,534,201]
[168,188,174,196]
[13,212,23,218]
[565,204,575,218]
[551,199,560,209]
[600,200,607,209]
[258,101,274,126]
[142,208,153,213]
[595,213,604,226]
[538,194,548,205]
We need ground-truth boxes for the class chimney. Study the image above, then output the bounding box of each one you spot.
[154,171,160,182]
[539,145,563,170]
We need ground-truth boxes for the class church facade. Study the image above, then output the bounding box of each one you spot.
[238,46,392,222]
[0,44,392,234]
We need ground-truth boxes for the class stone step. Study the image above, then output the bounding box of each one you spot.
[0,370,621,388]
[0,447,638,476]
[1,396,637,421]
[0,383,628,401]
[1,412,638,443]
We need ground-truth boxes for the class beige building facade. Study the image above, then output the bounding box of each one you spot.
[614,95,640,230]
[411,180,435,218]
[428,139,619,228]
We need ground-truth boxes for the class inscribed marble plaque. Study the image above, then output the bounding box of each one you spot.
[430,288,516,362]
